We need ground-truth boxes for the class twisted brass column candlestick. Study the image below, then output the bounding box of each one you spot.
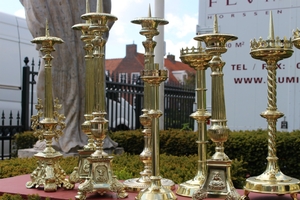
[26,21,73,192]
[75,0,127,199]
[124,6,174,193]
[176,43,212,197]
[192,15,240,200]
[68,0,96,184]
[241,11,300,200]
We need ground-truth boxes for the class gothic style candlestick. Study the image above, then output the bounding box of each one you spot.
[176,43,212,197]
[192,15,240,200]
[68,0,96,184]
[26,20,73,192]
[123,6,174,193]
[132,9,177,200]
[241,11,300,200]
[75,0,128,199]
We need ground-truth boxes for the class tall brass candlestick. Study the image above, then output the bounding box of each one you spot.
[131,6,176,200]
[26,20,73,192]
[192,15,240,200]
[176,43,212,197]
[241,12,300,200]
[68,0,96,184]
[75,0,128,199]
[124,6,174,192]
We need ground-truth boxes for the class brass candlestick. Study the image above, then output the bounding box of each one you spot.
[130,6,176,200]
[68,0,96,185]
[192,15,240,200]
[176,43,212,197]
[123,6,174,193]
[241,11,300,200]
[75,1,128,199]
[26,20,73,192]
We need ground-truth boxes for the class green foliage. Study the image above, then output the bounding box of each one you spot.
[111,128,300,183]
[58,156,78,175]
[0,157,77,179]
[11,131,38,157]
[0,194,51,200]
[230,157,248,189]
[110,130,144,155]
[180,123,192,131]
[0,153,247,189]
[3,128,300,191]
[112,129,214,156]
[0,193,23,200]
[0,158,38,178]
[13,131,38,149]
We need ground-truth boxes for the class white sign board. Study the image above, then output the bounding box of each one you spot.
[198,0,300,131]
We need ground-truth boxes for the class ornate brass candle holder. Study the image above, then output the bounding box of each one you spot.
[26,21,73,192]
[292,28,300,49]
[192,15,240,200]
[123,6,174,193]
[68,0,96,185]
[135,64,177,200]
[241,12,300,200]
[176,43,212,197]
[75,0,128,199]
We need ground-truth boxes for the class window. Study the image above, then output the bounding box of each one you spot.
[119,73,127,83]
[131,72,140,84]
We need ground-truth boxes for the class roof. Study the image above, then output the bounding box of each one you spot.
[105,44,195,84]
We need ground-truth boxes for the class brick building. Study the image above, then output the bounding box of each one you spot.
[105,44,195,84]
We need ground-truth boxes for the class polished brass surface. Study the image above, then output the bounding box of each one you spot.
[176,44,212,197]
[123,7,155,191]
[68,2,96,185]
[75,1,127,199]
[123,6,175,195]
[292,28,300,49]
[241,12,300,200]
[192,15,240,200]
[26,21,73,192]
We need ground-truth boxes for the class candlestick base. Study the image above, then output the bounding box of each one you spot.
[68,149,95,184]
[192,160,240,200]
[176,174,205,197]
[26,151,74,192]
[135,176,177,200]
[241,175,300,200]
[124,177,175,192]
[75,156,128,200]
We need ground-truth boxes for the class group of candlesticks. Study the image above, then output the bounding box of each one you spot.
[25,0,300,199]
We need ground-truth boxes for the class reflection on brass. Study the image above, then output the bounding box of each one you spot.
[68,0,96,185]
[128,5,176,200]
[26,20,73,192]
[176,44,212,197]
[241,11,300,200]
[123,5,175,194]
[75,0,128,199]
[192,15,240,200]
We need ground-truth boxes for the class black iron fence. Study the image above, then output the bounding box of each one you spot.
[0,58,195,159]
[0,57,38,160]
[0,111,22,159]
[107,73,195,130]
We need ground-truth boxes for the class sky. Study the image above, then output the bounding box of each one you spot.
[0,0,199,61]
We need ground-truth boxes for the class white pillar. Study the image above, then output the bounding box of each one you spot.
[154,0,165,130]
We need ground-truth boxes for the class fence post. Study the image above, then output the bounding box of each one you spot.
[135,76,143,129]
[21,57,30,131]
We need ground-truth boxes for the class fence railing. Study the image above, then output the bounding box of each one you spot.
[106,73,195,130]
[0,57,196,159]
[21,57,39,131]
[0,57,38,160]
[0,111,22,159]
